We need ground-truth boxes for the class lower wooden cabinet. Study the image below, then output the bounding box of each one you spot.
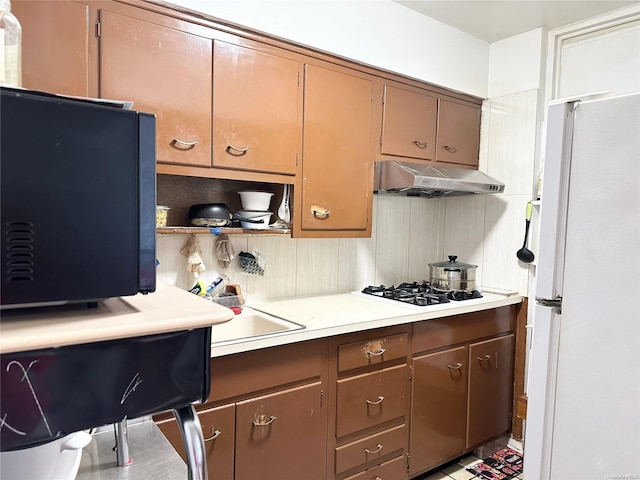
[467,334,515,448]
[235,382,325,480]
[409,346,467,475]
[155,309,516,480]
[156,403,235,479]
[408,307,516,478]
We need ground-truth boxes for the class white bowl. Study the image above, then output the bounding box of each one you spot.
[237,210,272,230]
[0,431,92,480]
[238,191,274,211]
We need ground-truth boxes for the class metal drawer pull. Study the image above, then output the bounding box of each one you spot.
[226,144,249,156]
[204,428,221,442]
[366,396,385,405]
[413,140,428,149]
[252,415,277,426]
[311,205,331,219]
[367,348,386,357]
[447,362,463,370]
[364,444,383,454]
[171,138,199,149]
[374,477,382,480]
[443,145,458,153]
[477,354,491,361]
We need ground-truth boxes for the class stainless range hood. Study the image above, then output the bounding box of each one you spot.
[374,160,505,197]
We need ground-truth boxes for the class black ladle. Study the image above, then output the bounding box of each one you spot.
[516,201,535,263]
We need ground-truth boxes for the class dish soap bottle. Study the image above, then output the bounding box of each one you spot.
[0,0,22,87]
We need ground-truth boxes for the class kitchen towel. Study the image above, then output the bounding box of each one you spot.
[180,235,206,284]
[466,447,523,480]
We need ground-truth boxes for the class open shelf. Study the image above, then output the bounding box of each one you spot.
[157,226,291,235]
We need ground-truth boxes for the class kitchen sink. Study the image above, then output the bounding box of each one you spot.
[210,307,304,344]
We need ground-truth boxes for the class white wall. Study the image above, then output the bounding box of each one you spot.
[159,0,489,98]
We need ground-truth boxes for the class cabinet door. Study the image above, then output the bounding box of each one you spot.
[13,0,91,96]
[301,63,373,232]
[235,382,326,480]
[436,99,481,167]
[213,40,299,175]
[99,9,212,167]
[467,334,515,448]
[155,403,235,480]
[409,346,467,475]
[380,83,437,161]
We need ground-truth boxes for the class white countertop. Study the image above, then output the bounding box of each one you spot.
[210,290,523,357]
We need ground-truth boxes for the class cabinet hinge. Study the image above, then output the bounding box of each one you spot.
[296,152,299,167]
[406,452,410,471]
[382,90,386,105]
[96,21,101,38]
[409,363,413,381]
[320,389,323,406]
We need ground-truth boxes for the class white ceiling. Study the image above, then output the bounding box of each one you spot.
[393,0,638,42]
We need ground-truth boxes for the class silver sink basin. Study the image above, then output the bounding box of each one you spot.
[211,307,304,344]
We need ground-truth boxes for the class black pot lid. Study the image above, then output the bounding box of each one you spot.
[429,255,477,269]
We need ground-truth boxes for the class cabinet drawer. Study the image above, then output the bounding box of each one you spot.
[338,333,408,372]
[336,365,409,437]
[343,455,407,480]
[156,403,235,480]
[336,424,406,474]
[412,306,516,353]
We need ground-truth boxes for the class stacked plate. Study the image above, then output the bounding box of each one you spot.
[237,191,274,229]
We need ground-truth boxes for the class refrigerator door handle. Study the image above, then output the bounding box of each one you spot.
[535,297,563,313]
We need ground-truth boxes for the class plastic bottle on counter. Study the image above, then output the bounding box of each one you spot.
[0,0,22,88]
[205,274,230,298]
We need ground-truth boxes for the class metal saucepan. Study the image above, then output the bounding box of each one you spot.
[429,255,477,292]
[188,203,264,227]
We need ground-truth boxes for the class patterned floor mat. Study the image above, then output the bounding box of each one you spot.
[466,447,524,480]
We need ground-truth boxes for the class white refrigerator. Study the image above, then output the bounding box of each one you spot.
[524,93,640,479]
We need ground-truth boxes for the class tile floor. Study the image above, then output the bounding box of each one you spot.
[420,453,524,480]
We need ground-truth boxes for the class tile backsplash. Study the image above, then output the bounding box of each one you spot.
[157,89,538,303]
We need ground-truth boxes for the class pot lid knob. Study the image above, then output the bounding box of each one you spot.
[448,255,458,263]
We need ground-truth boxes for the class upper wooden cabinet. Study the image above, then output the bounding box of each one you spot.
[378,81,481,168]
[98,7,213,168]
[13,0,92,97]
[298,62,374,236]
[380,83,437,161]
[212,40,300,175]
[436,99,481,167]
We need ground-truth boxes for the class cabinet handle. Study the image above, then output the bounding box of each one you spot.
[226,144,249,156]
[203,428,221,442]
[364,444,383,454]
[443,145,458,153]
[366,396,385,405]
[366,348,386,357]
[447,362,463,370]
[477,354,491,362]
[252,415,277,426]
[171,138,199,149]
[311,205,331,219]
[413,140,428,149]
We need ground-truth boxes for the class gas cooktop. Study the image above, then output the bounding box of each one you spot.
[360,281,482,308]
